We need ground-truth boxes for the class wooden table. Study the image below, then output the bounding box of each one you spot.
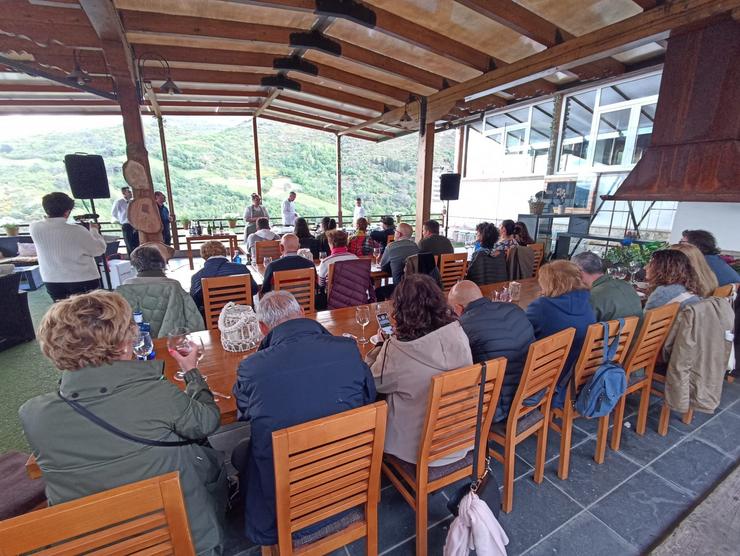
[185,234,239,270]
[247,260,390,287]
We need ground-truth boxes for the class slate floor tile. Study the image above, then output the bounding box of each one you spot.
[649,438,734,497]
[728,399,740,417]
[384,518,453,556]
[442,453,532,504]
[646,402,714,433]
[613,410,687,466]
[544,439,639,506]
[515,425,589,467]
[495,475,581,555]
[590,470,693,552]
[524,511,637,556]
[718,379,740,409]
[695,410,740,458]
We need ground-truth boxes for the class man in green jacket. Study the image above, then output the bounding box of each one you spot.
[573,251,643,322]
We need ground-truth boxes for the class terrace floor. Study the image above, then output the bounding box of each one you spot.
[3,260,738,555]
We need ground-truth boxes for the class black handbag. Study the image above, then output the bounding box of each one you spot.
[446,361,501,518]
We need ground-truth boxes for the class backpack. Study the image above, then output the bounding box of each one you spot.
[575,319,627,418]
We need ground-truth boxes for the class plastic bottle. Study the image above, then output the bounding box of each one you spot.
[233,253,242,265]
[133,310,144,328]
[139,322,156,360]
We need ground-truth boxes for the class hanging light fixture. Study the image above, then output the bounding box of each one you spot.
[65,50,92,86]
[136,52,181,98]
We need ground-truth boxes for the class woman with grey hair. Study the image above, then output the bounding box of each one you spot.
[118,244,204,335]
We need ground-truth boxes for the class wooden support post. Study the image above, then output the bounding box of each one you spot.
[454,126,466,175]
[157,115,179,250]
[253,117,262,198]
[336,134,343,227]
[415,98,434,240]
[546,94,564,176]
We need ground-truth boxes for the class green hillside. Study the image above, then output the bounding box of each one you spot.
[0,116,455,225]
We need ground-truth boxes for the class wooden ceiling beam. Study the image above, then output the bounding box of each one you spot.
[1,0,92,28]
[0,22,102,49]
[157,110,253,116]
[351,0,739,132]
[275,94,371,121]
[119,10,450,91]
[254,88,280,116]
[153,101,260,108]
[132,44,411,102]
[0,99,115,106]
[266,105,395,137]
[259,112,379,141]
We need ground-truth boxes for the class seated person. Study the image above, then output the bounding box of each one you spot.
[232,291,376,546]
[245,217,279,261]
[472,221,488,252]
[379,222,419,284]
[493,219,519,253]
[348,217,380,256]
[365,274,472,465]
[572,251,643,321]
[680,229,739,287]
[417,219,454,256]
[19,291,226,555]
[513,221,535,246]
[316,217,337,256]
[317,229,358,288]
[644,250,702,310]
[449,280,535,423]
[369,216,396,248]
[120,245,204,335]
[293,217,319,259]
[465,222,507,286]
[261,233,317,294]
[190,240,258,313]
[669,243,718,298]
[526,261,596,406]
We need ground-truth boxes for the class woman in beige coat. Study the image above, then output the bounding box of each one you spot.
[365,274,473,466]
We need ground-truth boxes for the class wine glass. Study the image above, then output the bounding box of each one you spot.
[319,251,328,262]
[373,247,381,267]
[355,306,370,344]
[133,330,153,360]
[628,260,641,284]
[262,256,273,267]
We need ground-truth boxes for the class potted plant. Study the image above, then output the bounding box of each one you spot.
[180,217,191,230]
[3,223,19,236]
[227,217,238,229]
[528,191,546,215]
[554,187,568,214]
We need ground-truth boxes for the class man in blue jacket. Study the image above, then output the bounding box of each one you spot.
[449,281,535,422]
[190,240,258,313]
[232,291,376,546]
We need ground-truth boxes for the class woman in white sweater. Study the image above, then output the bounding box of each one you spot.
[30,192,107,302]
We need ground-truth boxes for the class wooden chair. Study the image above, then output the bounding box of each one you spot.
[489,328,575,513]
[712,283,736,297]
[386,235,395,245]
[255,240,281,264]
[610,304,680,451]
[438,253,468,293]
[273,267,316,314]
[201,274,254,330]
[0,472,195,555]
[264,401,388,556]
[530,243,544,277]
[549,318,638,480]
[383,359,506,556]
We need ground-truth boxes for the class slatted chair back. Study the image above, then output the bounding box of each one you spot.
[712,283,736,297]
[438,253,468,293]
[508,328,576,426]
[420,359,505,472]
[530,243,544,277]
[0,472,195,556]
[270,402,388,556]
[273,268,316,314]
[572,317,638,392]
[624,305,679,377]
[255,240,281,264]
[201,274,253,330]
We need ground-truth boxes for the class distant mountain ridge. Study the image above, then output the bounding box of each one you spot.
[0,117,455,225]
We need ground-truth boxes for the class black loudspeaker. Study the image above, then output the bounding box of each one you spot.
[439,173,461,201]
[64,154,110,199]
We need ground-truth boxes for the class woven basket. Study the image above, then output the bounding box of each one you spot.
[528,201,545,215]
[218,302,262,352]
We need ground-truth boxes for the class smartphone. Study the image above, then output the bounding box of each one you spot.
[376,312,394,336]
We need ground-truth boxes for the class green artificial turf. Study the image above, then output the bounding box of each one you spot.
[0,289,58,452]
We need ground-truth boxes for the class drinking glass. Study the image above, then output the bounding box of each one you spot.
[133,330,153,360]
[509,281,521,302]
[262,256,273,267]
[168,328,205,381]
[319,251,328,262]
[373,247,381,266]
[628,261,641,284]
[355,306,370,344]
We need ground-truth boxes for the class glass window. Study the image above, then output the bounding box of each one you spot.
[593,108,631,168]
[632,103,655,164]
[599,73,661,107]
[558,90,596,172]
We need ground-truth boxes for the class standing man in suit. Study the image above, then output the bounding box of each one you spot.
[111,186,138,254]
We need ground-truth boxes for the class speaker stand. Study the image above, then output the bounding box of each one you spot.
[89,198,113,291]
[444,199,451,238]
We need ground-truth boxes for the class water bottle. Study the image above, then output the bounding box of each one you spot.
[233,253,242,264]
[133,310,144,328]
[139,322,156,360]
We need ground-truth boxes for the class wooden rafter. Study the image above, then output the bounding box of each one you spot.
[259,113,380,141]
[267,105,395,137]
[254,88,280,116]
